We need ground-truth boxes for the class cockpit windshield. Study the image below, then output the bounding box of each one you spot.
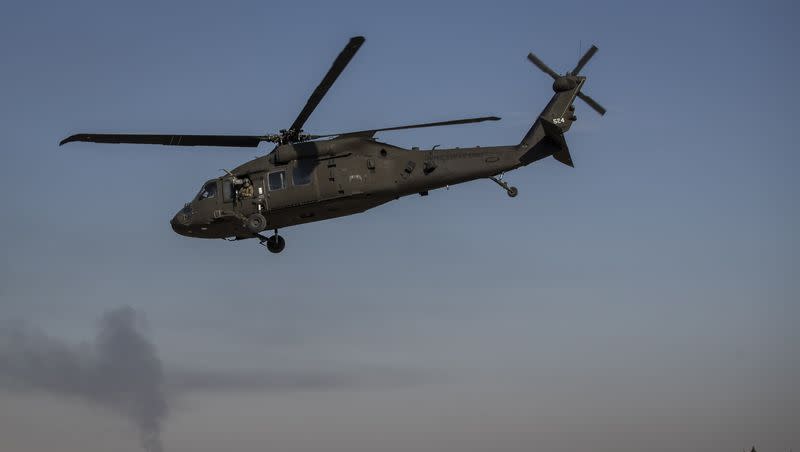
[198,180,218,200]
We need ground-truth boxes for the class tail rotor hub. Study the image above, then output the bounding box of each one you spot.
[527,45,606,116]
[553,76,579,92]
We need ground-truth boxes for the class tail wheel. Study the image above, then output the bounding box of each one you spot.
[246,213,267,233]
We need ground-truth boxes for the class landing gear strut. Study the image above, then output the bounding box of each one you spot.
[489,174,518,198]
[257,229,286,254]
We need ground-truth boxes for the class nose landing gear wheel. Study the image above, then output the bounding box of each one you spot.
[265,234,285,254]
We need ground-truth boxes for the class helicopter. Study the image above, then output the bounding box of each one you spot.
[60,36,604,253]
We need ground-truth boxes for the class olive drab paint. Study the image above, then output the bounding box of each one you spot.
[60,37,605,254]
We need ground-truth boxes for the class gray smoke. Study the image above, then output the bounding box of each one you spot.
[0,307,166,452]
[0,307,419,451]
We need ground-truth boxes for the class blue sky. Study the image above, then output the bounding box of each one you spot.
[1,1,798,451]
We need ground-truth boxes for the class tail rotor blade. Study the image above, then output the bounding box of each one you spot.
[577,92,606,116]
[527,53,560,80]
[571,45,598,75]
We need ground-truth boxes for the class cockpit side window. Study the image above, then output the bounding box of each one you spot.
[268,171,286,191]
[199,181,218,200]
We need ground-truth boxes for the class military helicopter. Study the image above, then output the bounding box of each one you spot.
[60,36,604,253]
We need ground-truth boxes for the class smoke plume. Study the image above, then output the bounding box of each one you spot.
[0,306,411,451]
[0,307,166,452]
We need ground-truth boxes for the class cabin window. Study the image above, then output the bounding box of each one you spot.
[268,171,285,191]
[199,181,217,199]
[293,161,314,186]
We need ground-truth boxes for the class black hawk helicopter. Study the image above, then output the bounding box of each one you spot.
[61,36,604,253]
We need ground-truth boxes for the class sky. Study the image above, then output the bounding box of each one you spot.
[0,0,798,451]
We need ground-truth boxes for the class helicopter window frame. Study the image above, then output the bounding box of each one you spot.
[268,170,286,191]
[198,180,218,200]
[222,179,234,203]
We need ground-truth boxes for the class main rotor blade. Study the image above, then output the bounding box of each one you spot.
[308,115,501,139]
[571,45,598,75]
[286,36,365,140]
[577,92,606,116]
[527,52,560,80]
[59,133,276,147]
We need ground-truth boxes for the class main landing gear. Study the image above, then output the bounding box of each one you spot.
[257,229,286,254]
[489,174,518,197]
[244,214,285,254]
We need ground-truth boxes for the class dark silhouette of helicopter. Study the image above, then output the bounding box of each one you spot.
[61,36,604,253]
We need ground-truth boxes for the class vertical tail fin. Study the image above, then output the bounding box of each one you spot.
[518,45,604,167]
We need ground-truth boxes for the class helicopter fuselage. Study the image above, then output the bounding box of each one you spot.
[170,137,525,239]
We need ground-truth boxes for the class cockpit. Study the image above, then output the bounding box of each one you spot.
[171,176,260,239]
[170,179,221,236]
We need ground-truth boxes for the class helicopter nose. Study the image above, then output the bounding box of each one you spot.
[170,208,193,236]
[170,214,186,234]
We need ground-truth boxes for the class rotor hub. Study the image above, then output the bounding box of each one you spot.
[552,76,578,92]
